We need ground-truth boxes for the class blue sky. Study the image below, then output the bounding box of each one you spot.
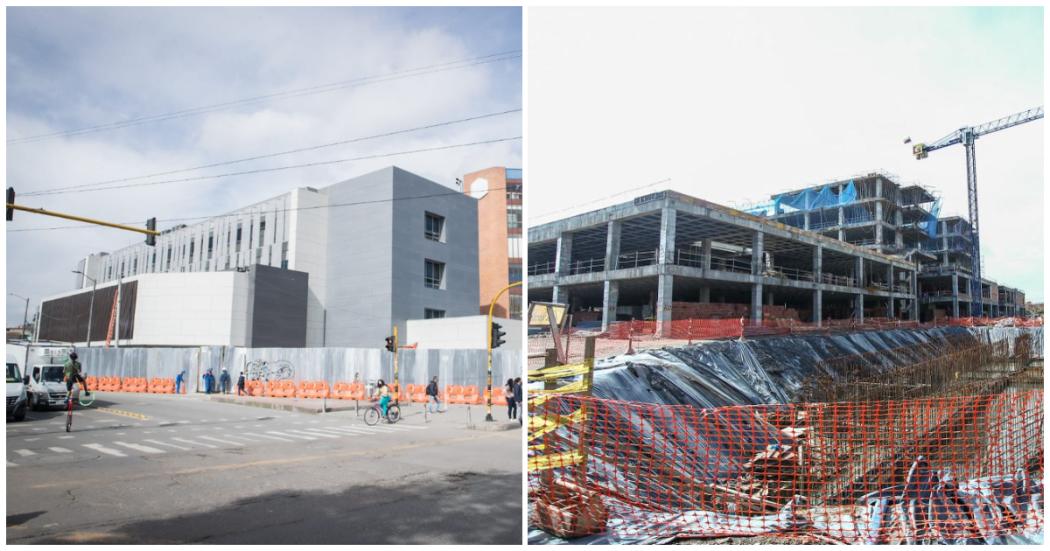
[6,6,522,325]
[529,6,1043,302]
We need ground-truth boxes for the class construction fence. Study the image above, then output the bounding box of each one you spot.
[529,389,1044,544]
[76,346,521,397]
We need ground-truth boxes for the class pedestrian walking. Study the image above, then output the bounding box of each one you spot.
[219,368,231,394]
[425,376,441,413]
[505,378,517,419]
[513,377,523,425]
[203,369,214,394]
[237,371,246,396]
[175,369,185,395]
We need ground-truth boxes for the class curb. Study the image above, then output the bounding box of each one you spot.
[202,395,358,415]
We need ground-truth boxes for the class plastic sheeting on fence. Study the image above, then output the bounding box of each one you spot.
[76,346,521,395]
[529,390,1044,544]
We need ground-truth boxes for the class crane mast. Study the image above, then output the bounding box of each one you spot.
[911,106,1043,317]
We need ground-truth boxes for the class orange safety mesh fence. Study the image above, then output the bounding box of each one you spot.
[602,317,1043,340]
[529,390,1044,543]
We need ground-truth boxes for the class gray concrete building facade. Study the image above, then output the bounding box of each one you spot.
[528,190,919,334]
[68,166,480,348]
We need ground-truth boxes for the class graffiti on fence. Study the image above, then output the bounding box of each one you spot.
[245,359,295,382]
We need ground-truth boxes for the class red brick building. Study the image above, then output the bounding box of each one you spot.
[463,167,522,319]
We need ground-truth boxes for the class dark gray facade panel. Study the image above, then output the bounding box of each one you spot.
[250,265,308,348]
[39,281,138,343]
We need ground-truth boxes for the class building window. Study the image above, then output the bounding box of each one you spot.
[235,224,242,253]
[507,209,521,229]
[424,308,445,319]
[509,264,522,283]
[425,212,445,242]
[424,259,445,289]
[259,219,267,244]
[208,232,214,258]
[281,241,288,268]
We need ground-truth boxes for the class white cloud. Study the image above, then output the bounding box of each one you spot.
[5,7,521,325]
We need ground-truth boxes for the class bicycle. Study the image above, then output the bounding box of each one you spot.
[65,382,96,433]
[364,399,401,426]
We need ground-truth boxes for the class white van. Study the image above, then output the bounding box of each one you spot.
[6,353,28,421]
[27,364,72,410]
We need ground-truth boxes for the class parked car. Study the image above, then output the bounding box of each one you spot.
[6,354,28,421]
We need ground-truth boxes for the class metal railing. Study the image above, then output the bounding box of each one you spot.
[528,261,556,276]
[617,249,658,269]
[569,257,605,275]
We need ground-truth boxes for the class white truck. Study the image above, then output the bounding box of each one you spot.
[6,353,28,421]
[27,363,73,410]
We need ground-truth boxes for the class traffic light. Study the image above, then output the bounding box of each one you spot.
[145,217,157,246]
[384,336,396,353]
[491,322,506,349]
[6,187,14,221]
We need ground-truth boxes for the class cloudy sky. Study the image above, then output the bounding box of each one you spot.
[529,7,1043,301]
[6,7,521,325]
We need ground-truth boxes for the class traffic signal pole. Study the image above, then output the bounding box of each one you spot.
[7,190,159,244]
[485,281,522,422]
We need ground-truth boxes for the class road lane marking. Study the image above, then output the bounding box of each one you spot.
[198,436,241,446]
[114,441,164,454]
[312,427,369,436]
[95,407,150,421]
[242,432,293,442]
[14,449,36,457]
[266,431,315,441]
[31,431,512,489]
[144,439,190,451]
[171,437,216,449]
[48,447,73,454]
[58,435,73,439]
[7,461,17,467]
[223,433,264,442]
[295,429,339,439]
[82,444,127,457]
[25,437,40,442]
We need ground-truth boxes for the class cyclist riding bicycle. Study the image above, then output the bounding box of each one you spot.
[63,352,91,399]
[375,379,391,418]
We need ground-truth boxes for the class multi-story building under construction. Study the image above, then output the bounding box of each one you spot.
[527,173,1028,332]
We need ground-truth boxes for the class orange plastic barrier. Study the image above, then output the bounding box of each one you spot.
[332,382,354,400]
[148,377,175,394]
[121,377,148,393]
[461,385,481,405]
[529,390,1044,543]
[266,380,295,398]
[410,385,428,403]
[246,379,265,397]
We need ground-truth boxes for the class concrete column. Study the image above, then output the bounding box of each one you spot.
[895,210,904,248]
[699,286,710,303]
[886,264,895,318]
[803,211,810,231]
[813,288,823,326]
[701,239,712,272]
[659,207,677,265]
[553,285,569,305]
[951,273,960,318]
[601,280,619,332]
[854,257,864,322]
[911,269,920,321]
[813,245,823,326]
[766,291,774,306]
[751,231,764,323]
[838,206,845,226]
[604,220,621,272]
[555,232,574,275]
[875,202,884,246]
[656,274,673,336]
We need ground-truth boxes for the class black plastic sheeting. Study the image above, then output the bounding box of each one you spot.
[531,326,1045,545]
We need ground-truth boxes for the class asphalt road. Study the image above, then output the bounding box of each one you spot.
[6,392,523,544]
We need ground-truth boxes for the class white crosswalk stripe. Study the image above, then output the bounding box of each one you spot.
[243,432,294,442]
[266,430,315,441]
[14,449,36,457]
[171,437,216,449]
[315,426,374,436]
[114,441,165,454]
[48,447,73,454]
[198,435,242,446]
[222,433,264,442]
[83,443,127,457]
[7,461,17,467]
[295,429,340,439]
[144,439,190,450]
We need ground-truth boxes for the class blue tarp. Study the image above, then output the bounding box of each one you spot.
[924,198,942,237]
[774,180,856,214]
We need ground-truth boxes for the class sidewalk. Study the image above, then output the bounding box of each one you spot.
[200,392,523,430]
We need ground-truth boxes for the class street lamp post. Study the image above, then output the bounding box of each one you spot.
[9,292,29,340]
[72,270,97,347]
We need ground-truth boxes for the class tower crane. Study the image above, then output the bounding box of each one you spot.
[909,106,1043,317]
